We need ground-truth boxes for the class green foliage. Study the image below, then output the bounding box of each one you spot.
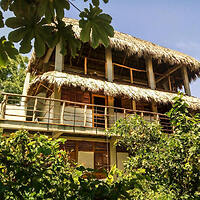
[0,54,28,95]
[0,130,143,199]
[108,95,200,199]
[0,0,114,63]
[0,36,18,67]
[79,4,114,48]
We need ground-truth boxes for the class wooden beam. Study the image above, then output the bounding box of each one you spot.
[168,76,172,91]
[83,105,87,126]
[60,102,65,124]
[84,57,87,75]
[105,46,113,82]
[156,65,182,83]
[1,94,8,119]
[152,101,158,113]
[130,69,133,83]
[182,66,191,96]
[132,100,136,110]
[55,42,64,72]
[145,57,156,89]
[104,107,108,130]
[32,98,38,121]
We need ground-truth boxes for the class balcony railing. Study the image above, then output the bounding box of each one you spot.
[0,93,173,133]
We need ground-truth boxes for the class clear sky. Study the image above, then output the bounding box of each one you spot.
[1,1,200,97]
[67,0,200,98]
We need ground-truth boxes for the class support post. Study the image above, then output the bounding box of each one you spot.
[105,107,108,130]
[107,96,114,128]
[110,137,117,167]
[182,66,191,96]
[32,98,38,121]
[55,42,64,72]
[83,105,87,127]
[105,46,113,82]
[130,69,133,83]
[145,57,158,112]
[1,94,8,119]
[54,42,64,123]
[145,57,156,90]
[84,57,87,75]
[168,76,172,91]
[60,102,65,124]
[132,100,136,110]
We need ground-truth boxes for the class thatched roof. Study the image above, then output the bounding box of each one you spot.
[29,71,200,110]
[29,18,200,77]
[62,18,200,71]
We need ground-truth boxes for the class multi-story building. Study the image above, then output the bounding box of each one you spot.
[1,18,200,176]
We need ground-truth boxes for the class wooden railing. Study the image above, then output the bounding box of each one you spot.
[0,93,173,133]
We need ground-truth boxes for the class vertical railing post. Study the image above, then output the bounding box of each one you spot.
[83,105,87,127]
[130,68,133,83]
[156,114,159,124]
[140,112,144,118]
[1,94,8,119]
[84,57,87,75]
[105,107,108,129]
[124,109,126,119]
[73,107,76,127]
[32,98,38,121]
[60,102,65,124]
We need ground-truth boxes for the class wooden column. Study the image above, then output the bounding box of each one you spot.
[54,42,64,124]
[110,137,117,167]
[132,100,136,110]
[108,96,114,128]
[22,72,31,96]
[145,57,156,89]
[145,57,157,112]
[21,71,31,120]
[182,66,191,96]
[55,42,64,72]
[105,46,113,82]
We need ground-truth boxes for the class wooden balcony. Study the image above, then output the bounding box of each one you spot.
[0,93,173,137]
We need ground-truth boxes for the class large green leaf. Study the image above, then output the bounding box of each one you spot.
[34,35,46,57]
[0,37,18,67]
[79,4,114,48]
[0,10,4,28]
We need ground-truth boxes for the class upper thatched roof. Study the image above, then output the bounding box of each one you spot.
[29,71,200,110]
[29,18,200,75]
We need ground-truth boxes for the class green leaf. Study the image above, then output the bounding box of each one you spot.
[0,10,4,28]
[92,0,100,7]
[79,4,114,48]
[5,17,24,29]
[8,28,26,42]
[34,36,46,57]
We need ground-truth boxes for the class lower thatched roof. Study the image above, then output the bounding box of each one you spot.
[29,71,200,110]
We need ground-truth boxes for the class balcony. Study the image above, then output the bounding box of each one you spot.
[0,93,172,137]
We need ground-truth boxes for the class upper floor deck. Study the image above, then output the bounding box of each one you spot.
[0,93,172,137]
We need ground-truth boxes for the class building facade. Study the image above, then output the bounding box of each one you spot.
[1,18,200,175]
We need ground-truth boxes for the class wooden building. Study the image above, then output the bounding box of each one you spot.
[1,18,200,175]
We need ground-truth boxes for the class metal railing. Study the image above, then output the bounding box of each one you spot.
[0,93,173,133]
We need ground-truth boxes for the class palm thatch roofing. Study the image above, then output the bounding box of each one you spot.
[29,18,200,78]
[29,71,200,110]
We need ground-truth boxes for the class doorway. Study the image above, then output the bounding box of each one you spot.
[92,95,107,128]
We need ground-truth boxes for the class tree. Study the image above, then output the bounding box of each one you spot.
[0,0,114,66]
[0,55,28,103]
[0,130,143,200]
[108,94,200,199]
[0,55,28,94]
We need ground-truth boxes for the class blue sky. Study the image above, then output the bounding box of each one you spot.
[1,1,200,97]
[67,0,200,98]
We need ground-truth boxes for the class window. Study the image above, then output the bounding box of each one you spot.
[62,140,110,178]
